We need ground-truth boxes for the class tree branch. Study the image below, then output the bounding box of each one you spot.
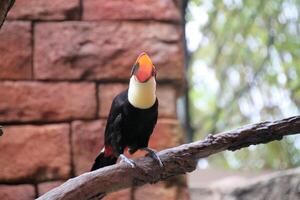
[38,116,300,200]
[0,0,14,28]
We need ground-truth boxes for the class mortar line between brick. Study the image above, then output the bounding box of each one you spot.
[131,186,135,200]
[95,83,100,118]
[79,0,83,20]
[34,184,39,199]
[0,79,182,86]
[0,117,177,126]
[0,178,68,185]
[31,21,35,79]
[69,122,76,177]
[7,19,182,25]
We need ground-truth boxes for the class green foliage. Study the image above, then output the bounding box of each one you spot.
[187,0,300,170]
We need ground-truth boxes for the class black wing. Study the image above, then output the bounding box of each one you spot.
[104,90,128,155]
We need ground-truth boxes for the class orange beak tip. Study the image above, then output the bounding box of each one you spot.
[132,52,156,83]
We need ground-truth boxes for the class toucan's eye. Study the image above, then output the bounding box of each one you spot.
[130,63,139,76]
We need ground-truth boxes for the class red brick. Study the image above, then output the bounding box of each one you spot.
[0,82,96,122]
[71,119,183,173]
[38,181,63,196]
[83,0,181,22]
[71,120,106,175]
[98,84,127,118]
[131,119,184,158]
[0,124,70,182]
[157,85,177,118]
[8,0,80,20]
[177,187,190,200]
[105,189,131,200]
[34,22,184,81]
[0,184,35,200]
[150,119,184,150]
[0,22,32,80]
[98,84,177,118]
[134,183,178,200]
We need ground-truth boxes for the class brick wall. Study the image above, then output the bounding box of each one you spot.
[0,1,188,199]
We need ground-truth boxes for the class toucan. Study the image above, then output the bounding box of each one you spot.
[91,52,163,171]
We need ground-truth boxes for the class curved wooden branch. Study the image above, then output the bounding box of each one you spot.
[38,116,300,200]
[0,0,14,28]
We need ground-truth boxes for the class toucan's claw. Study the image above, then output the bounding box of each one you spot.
[119,154,136,168]
[142,147,164,168]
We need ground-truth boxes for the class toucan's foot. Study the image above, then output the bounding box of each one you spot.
[119,154,136,168]
[142,147,164,167]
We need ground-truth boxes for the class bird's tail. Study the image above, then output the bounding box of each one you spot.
[91,151,117,171]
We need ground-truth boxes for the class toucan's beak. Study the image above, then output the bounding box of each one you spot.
[131,52,156,83]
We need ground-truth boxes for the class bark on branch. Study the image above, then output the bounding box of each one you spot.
[38,116,300,200]
[0,0,14,28]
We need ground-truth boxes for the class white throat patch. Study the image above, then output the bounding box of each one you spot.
[128,76,156,109]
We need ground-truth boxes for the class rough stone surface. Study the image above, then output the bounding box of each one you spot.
[38,182,131,199]
[71,119,184,174]
[0,22,32,80]
[34,22,183,81]
[98,84,177,118]
[8,0,80,20]
[0,184,35,200]
[0,124,70,182]
[149,119,184,150]
[127,118,184,166]
[177,187,190,200]
[83,0,181,22]
[190,168,300,200]
[0,0,186,196]
[71,120,106,175]
[105,189,131,200]
[157,86,178,118]
[134,183,178,200]
[0,82,96,122]
[130,119,184,158]
[98,84,127,118]
[38,181,63,196]
[220,168,300,200]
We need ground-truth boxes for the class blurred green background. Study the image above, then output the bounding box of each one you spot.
[185,0,300,170]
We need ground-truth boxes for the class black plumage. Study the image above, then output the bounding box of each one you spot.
[91,90,158,171]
